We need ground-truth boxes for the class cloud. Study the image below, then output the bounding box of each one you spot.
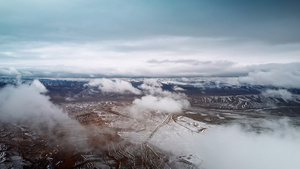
[238,63,300,88]
[132,95,190,114]
[171,63,300,89]
[195,120,300,169]
[139,78,187,99]
[0,67,20,76]
[30,79,47,93]
[173,85,186,91]
[142,78,163,87]
[150,118,300,169]
[0,80,91,150]
[147,59,212,66]
[0,80,63,123]
[126,79,190,117]
[86,78,141,95]
[76,62,300,90]
[1,1,300,43]
[262,89,293,101]
[1,36,300,78]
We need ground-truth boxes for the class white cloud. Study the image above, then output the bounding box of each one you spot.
[195,121,300,169]
[239,64,300,88]
[0,67,20,76]
[31,79,47,93]
[0,80,91,150]
[150,118,300,169]
[126,79,190,117]
[262,89,293,101]
[1,37,300,78]
[173,85,185,91]
[0,80,70,126]
[86,78,141,95]
[142,78,162,87]
[132,95,190,114]
[139,79,187,99]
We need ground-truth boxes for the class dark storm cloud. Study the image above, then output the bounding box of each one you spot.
[1,0,299,43]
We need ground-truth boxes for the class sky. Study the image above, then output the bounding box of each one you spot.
[0,0,300,79]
